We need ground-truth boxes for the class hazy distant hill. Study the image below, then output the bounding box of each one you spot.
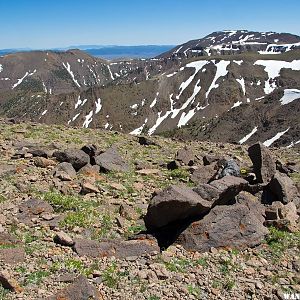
[0,45,175,60]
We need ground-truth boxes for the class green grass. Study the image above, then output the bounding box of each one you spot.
[187,284,202,298]
[24,270,50,286]
[264,227,300,261]
[102,262,120,288]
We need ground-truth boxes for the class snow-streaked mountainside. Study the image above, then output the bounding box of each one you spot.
[0,30,300,148]
[159,30,300,59]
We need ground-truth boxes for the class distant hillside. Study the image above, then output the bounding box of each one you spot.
[0,45,175,60]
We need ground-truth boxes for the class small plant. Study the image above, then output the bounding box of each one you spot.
[148,296,160,300]
[265,227,300,261]
[102,262,120,288]
[24,270,50,285]
[224,279,235,291]
[0,194,7,203]
[164,258,193,273]
[187,284,202,298]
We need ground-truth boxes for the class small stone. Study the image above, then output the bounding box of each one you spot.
[54,231,74,246]
[0,271,23,293]
[80,182,100,194]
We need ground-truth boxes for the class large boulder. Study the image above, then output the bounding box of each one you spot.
[248,142,276,183]
[209,175,249,206]
[94,147,129,172]
[268,172,300,204]
[53,149,90,171]
[144,185,211,230]
[46,275,103,300]
[175,200,268,252]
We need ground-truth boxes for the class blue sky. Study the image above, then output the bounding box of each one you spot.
[1,0,300,49]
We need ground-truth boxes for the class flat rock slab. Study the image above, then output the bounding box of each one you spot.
[46,275,103,300]
[73,238,159,258]
[17,198,54,225]
[176,200,268,252]
[0,233,25,264]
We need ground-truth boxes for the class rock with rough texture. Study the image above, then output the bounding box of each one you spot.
[190,164,218,184]
[81,144,98,158]
[0,271,23,293]
[138,136,158,146]
[248,142,276,183]
[80,182,100,194]
[176,201,268,252]
[94,147,129,172]
[0,233,25,264]
[54,232,74,246]
[193,184,220,202]
[46,275,103,300]
[175,147,195,166]
[54,162,77,180]
[210,175,249,206]
[53,149,90,171]
[203,155,221,166]
[268,172,299,204]
[34,157,57,168]
[74,238,159,258]
[144,185,211,230]
[265,201,299,232]
[17,198,54,225]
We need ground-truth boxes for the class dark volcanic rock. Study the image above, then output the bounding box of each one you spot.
[94,146,129,172]
[46,275,103,300]
[73,238,159,258]
[210,176,249,206]
[203,155,220,166]
[81,144,98,158]
[144,185,211,230]
[248,142,276,183]
[190,164,218,184]
[167,160,180,170]
[175,201,268,252]
[268,172,300,204]
[175,147,195,166]
[53,149,90,171]
[54,162,77,180]
[138,136,158,146]
[193,184,220,202]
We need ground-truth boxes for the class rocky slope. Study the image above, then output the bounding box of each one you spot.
[0,119,299,299]
[0,31,300,148]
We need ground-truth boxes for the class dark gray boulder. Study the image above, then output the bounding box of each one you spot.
[53,149,90,171]
[94,147,129,172]
[248,142,276,183]
[144,185,211,230]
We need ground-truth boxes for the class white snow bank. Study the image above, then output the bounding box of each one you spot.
[263,128,290,147]
[279,89,300,105]
[239,127,258,144]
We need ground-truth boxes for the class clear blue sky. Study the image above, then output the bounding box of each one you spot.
[1,0,300,49]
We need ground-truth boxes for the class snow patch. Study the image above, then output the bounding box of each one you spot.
[279,89,300,105]
[95,98,102,114]
[62,62,81,88]
[231,100,243,109]
[254,60,300,94]
[83,111,93,128]
[263,128,290,147]
[205,60,230,98]
[239,127,258,144]
[130,118,148,135]
[12,70,36,89]
[236,78,246,95]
